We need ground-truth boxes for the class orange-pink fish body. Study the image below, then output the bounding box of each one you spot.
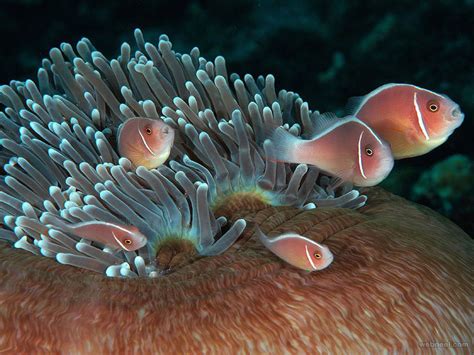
[118,117,175,169]
[66,222,148,251]
[270,115,394,186]
[348,84,464,159]
[256,227,333,271]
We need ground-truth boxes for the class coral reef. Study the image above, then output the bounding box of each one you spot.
[411,154,473,235]
[0,188,471,352]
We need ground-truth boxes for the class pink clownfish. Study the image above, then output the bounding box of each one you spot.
[256,227,333,271]
[65,222,148,251]
[269,114,394,187]
[346,83,464,159]
[118,117,175,169]
[40,214,148,252]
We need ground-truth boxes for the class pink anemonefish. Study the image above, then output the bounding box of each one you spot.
[38,213,148,252]
[118,117,175,169]
[269,114,394,187]
[66,221,148,251]
[256,227,334,271]
[346,83,464,159]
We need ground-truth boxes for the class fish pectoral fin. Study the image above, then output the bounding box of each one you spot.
[121,143,142,159]
[323,163,354,183]
[327,176,346,190]
[137,126,157,157]
[108,247,122,255]
[126,151,153,167]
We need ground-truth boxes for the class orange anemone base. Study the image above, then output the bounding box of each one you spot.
[0,188,472,353]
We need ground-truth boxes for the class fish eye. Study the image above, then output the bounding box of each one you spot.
[314,253,322,259]
[124,239,132,245]
[365,145,374,156]
[427,100,439,112]
[145,126,152,135]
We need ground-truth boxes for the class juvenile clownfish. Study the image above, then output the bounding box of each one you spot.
[269,114,394,187]
[118,117,175,169]
[68,222,147,251]
[40,214,148,251]
[346,83,464,159]
[256,227,333,272]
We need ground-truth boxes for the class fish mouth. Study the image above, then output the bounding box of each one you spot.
[318,254,334,270]
[316,248,334,270]
[449,106,464,125]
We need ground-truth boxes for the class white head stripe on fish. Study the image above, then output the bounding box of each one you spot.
[137,126,157,157]
[305,244,317,270]
[112,230,122,245]
[413,92,430,141]
[311,117,384,146]
[357,131,367,179]
[111,230,128,249]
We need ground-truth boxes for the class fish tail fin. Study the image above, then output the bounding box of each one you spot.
[255,226,271,249]
[268,127,301,163]
[39,212,72,233]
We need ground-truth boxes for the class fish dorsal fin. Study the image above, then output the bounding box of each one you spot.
[345,96,365,116]
[311,112,339,134]
[310,112,357,139]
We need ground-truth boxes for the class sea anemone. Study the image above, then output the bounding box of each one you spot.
[0,29,364,277]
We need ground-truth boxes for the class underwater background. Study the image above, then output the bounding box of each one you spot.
[1,0,472,234]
